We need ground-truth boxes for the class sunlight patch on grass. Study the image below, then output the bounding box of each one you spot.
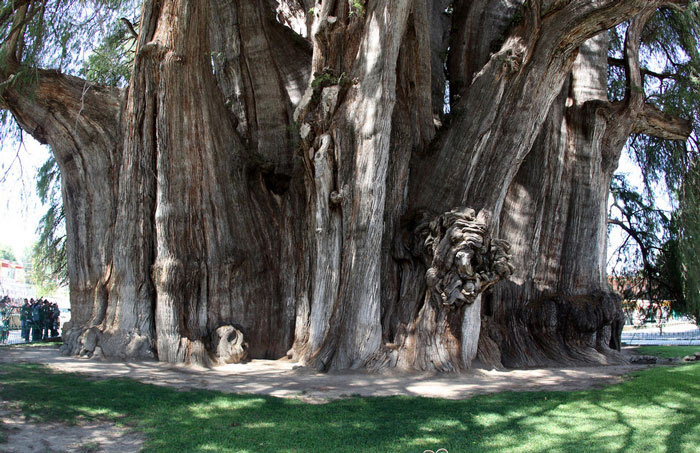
[241,422,276,429]
[188,396,266,419]
[1,361,699,452]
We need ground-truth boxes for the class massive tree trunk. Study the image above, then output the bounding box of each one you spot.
[0,0,692,370]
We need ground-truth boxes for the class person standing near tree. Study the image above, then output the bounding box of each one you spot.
[20,299,31,342]
[30,299,42,342]
[40,299,51,340]
[50,302,60,337]
[0,297,8,344]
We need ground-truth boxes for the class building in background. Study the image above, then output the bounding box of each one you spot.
[0,259,34,299]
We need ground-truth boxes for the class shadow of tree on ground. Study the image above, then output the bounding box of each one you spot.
[1,362,698,452]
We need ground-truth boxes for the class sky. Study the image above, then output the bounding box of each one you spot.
[0,135,51,262]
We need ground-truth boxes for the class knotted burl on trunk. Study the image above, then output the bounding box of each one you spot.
[424,207,514,309]
[210,325,249,365]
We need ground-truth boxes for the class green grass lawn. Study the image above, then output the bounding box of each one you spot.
[1,347,699,452]
[0,337,63,348]
[635,345,700,358]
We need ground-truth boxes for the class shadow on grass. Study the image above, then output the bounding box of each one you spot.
[0,362,699,452]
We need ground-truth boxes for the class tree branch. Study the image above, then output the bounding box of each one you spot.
[0,0,33,29]
[608,57,680,82]
[623,8,657,110]
[550,1,674,53]
[634,103,693,140]
[608,217,677,295]
[1,68,121,154]
[2,0,45,62]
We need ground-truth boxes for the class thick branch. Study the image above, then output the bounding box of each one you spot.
[553,1,685,54]
[0,0,32,30]
[410,1,681,217]
[634,103,693,140]
[622,10,652,110]
[3,3,27,63]
[1,69,121,151]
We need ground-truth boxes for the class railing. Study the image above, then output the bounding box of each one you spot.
[621,322,700,345]
[1,329,29,345]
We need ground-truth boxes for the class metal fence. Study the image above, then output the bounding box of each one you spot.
[1,329,28,345]
[622,322,700,345]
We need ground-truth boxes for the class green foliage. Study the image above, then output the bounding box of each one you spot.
[310,70,346,89]
[676,164,700,321]
[79,20,134,87]
[2,361,700,452]
[31,156,66,292]
[0,244,17,261]
[1,1,139,73]
[608,173,697,320]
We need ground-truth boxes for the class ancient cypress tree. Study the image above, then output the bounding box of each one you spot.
[1,0,697,370]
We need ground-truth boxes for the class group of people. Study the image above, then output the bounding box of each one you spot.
[0,295,61,343]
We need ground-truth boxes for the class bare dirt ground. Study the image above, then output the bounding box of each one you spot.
[0,344,653,452]
[0,345,651,401]
[0,405,143,453]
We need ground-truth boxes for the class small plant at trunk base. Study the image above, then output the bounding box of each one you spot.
[311,69,346,90]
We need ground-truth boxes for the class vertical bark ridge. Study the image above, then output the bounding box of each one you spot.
[381,0,437,357]
[299,0,413,370]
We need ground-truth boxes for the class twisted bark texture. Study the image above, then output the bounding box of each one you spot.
[0,0,692,369]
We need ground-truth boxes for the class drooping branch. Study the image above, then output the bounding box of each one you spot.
[607,217,676,296]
